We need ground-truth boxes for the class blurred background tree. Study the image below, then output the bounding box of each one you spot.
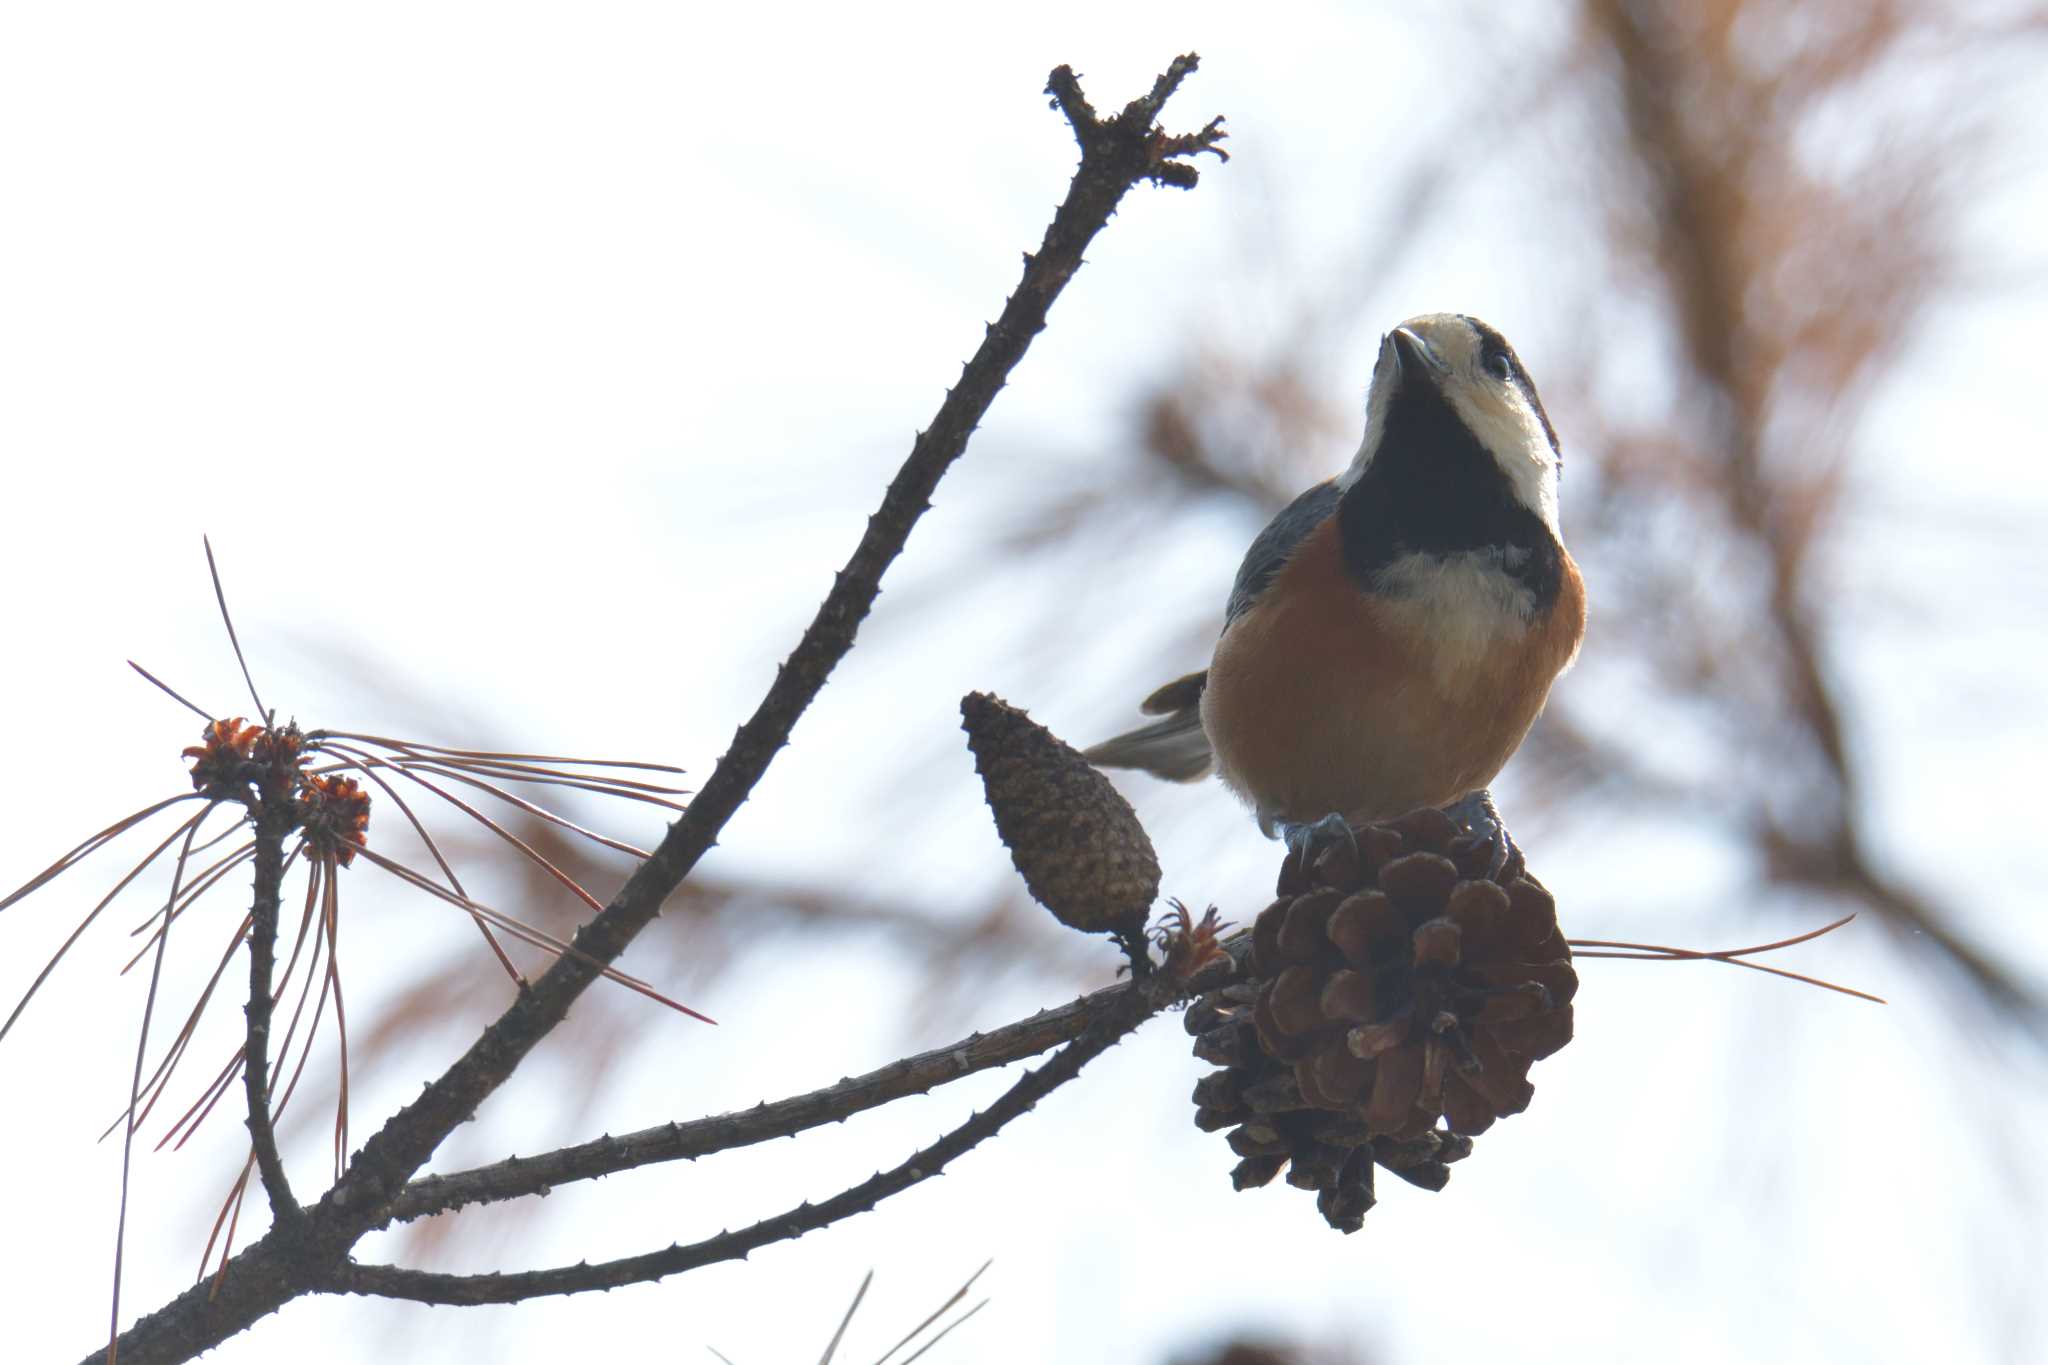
[3,2,2044,1362]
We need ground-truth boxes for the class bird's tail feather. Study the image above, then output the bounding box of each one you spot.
[1084,671,1212,782]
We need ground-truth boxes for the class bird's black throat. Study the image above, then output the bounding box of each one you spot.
[1336,381,1561,612]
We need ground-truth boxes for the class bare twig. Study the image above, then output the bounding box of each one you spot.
[375,949,1239,1228]
[316,975,1173,1306]
[241,796,304,1227]
[90,57,1223,1365]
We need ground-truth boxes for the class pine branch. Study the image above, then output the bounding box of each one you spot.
[378,936,1244,1228]
[241,800,302,1227]
[320,973,1176,1305]
[89,55,1224,1365]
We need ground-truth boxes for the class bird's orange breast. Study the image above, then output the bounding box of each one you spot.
[1200,516,1584,832]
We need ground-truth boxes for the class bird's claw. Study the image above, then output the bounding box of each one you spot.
[1283,811,1358,875]
[1446,789,1524,882]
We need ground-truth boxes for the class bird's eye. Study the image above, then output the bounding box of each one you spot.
[1484,348,1515,382]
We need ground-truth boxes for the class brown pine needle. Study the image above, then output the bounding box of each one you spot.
[1568,914,1886,1003]
[322,730,687,778]
[389,759,664,853]
[0,794,205,916]
[202,536,268,723]
[165,849,330,1155]
[874,1260,993,1365]
[265,986,327,1154]
[819,1270,874,1365]
[156,1042,244,1153]
[320,740,689,806]
[126,659,214,723]
[152,863,324,1152]
[266,867,335,1107]
[213,900,338,1265]
[108,912,253,1144]
[323,741,657,861]
[198,1157,253,1288]
[122,844,255,964]
[338,760,607,914]
[393,750,691,802]
[190,859,329,1146]
[322,864,350,1181]
[314,749,523,986]
[141,854,321,1149]
[897,1300,989,1365]
[351,846,714,1023]
[183,818,253,859]
[257,845,325,1024]
[111,818,199,1364]
[171,868,328,1162]
[2,805,210,1046]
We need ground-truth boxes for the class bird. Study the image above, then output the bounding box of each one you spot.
[1084,313,1585,871]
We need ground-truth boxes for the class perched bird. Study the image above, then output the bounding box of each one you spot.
[1085,313,1585,868]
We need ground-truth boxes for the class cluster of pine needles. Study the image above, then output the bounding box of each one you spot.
[0,542,708,1336]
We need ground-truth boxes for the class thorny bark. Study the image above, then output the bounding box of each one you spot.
[241,798,303,1229]
[91,56,1225,1365]
[377,934,1247,1230]
[317,966,1194,1305]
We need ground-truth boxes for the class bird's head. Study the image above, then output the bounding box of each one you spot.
[1343,313,1562,535]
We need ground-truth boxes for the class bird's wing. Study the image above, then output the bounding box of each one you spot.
[1223,478,1342,628]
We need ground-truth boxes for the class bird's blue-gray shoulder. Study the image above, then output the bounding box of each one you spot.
[1224,479,1341,628]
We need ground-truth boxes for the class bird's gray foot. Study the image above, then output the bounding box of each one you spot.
[1282,811,1357,874]
[1446,789,1524,882]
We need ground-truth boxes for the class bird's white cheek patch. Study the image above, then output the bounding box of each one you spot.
[1372,552,1537,689]
[1443,388,1560,533]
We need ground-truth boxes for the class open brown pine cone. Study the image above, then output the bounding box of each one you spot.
[1185,806,1576,1232]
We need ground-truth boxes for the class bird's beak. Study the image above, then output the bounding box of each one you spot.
[1390,326,1450,381]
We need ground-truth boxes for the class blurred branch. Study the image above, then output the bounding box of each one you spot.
[1168,1335,1382,1365]
[876,4,2042,1038]
[1581,0,2036,1017]
[356,785,1091,1270]
[93,56,1227,1365]
[345,821,1095,1240]
[355,848,1088,1059]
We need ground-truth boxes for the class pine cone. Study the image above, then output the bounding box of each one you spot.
[1186,807,1574,1232]
[961,692,1161,945]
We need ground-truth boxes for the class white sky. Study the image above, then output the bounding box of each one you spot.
[3,4,2044,1364]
